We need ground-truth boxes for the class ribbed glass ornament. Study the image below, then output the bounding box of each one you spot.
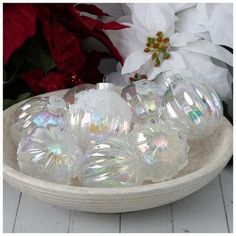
[127,121,189,182]
[17,126,82,184]
[162,73,223,139]
[73,138,144,187]
[121,79,163,124]
[64,83,132,149]
[12,95,67,144]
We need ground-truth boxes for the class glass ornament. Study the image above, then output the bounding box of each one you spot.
[64,83,132,149]
[127,121,189,182]
[63,83,95,104]
[162,72,223,139]
[73,137,144,187]
[17,126,82,184]
[12,95,67,144]
[121,79,163,124]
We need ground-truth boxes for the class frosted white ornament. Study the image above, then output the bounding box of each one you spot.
[17,126,82,185]
[64,83,132,148]
[63,83,95,104]
[121,79,163,124]
[73,137,144,187]
[127,120,189,183]
[161,72,223,139]
[12,95,67,144]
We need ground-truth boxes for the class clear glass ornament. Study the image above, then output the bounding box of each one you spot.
[64,83,132,149]
[127,120,189,183]
[63,83,95,105]
[12,95,67,144]
[73,137,144,187]
[162,72,223,139]
[121,79,163,124]
[17,126,82,184]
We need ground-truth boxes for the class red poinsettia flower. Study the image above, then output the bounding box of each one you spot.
[3,4,36,64]
[4,3,129,96]
[22,68,67,94]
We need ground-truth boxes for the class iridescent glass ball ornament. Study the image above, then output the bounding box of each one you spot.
[121,79,163,124]
[17,127,82,184]
[12,95,67,144]
[127,121,189,183]
[73,138,144,187]
[64,83,132,148]
[162,72,223,139]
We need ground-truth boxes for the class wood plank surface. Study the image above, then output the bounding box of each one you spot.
[121,205,172,233]
[13,193,70,233]
[3,182,21,233]
[68,211,120,233]
[220,166,233,232]
[172,176,228,233]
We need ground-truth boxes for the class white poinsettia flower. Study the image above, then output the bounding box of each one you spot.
[176,3,233,48]
[105,3,233,98]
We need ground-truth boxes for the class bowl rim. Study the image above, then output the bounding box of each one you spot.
[3,89,233,196]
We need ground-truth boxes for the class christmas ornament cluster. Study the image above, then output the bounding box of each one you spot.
[12,71,223,188]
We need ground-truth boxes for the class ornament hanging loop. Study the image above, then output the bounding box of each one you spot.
[47,95,66,113]
[163,70,177,88]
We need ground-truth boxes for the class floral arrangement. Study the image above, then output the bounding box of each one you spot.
[6,3,233,187]
[3,3,233,114]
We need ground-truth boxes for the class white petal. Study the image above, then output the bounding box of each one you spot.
[170,32,200,47]
[182,40,233,66]
[147,67,163,80]
[122,3,132,15]
[176,6,207,34]
[116,62,122,72]
[178,49,232,99]
[161,51,186,72]
[170,3,196,13]
[142,60,163,80]
[130,4,178,37]
[117,15,132,24]
[105,23,143,60]
[121,50,151,74]
[197,3,233,48]
[106,71,131,87]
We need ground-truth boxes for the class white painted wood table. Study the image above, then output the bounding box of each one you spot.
[3,166,232,233]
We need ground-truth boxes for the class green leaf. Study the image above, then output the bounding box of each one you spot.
[17,92,31,101]
[3,62,22,85]
[3,99,16,110]
[10,36,56,73]
[3,92,31,110]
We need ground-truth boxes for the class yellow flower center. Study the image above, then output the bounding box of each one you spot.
[144,31,170,67]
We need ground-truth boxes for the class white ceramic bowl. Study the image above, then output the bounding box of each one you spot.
[3,90,233,213]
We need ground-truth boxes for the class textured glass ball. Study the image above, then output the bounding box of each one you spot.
[63,83,95,104]
[162,75,223,139]
[121,79,163,124]
[17,127,82,184]
[127,121,189,183]
[64,83,132,148]
[12,95,67,144]
[73,138,144,187]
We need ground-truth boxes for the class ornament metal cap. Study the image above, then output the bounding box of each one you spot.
[96,82,115,90]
